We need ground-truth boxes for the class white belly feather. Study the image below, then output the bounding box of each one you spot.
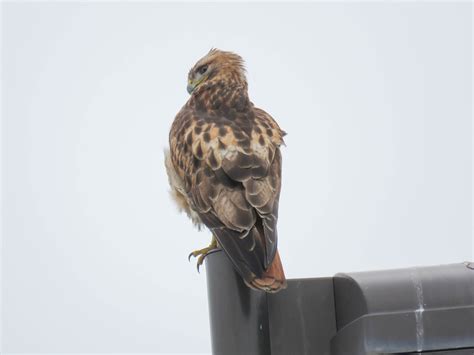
[164,149,203,228]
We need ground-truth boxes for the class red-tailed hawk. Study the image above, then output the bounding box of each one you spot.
[165,49,286,293]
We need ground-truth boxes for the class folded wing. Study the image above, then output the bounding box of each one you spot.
[170,107,284,282]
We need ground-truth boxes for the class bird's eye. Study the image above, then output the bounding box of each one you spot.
[198,65,208,75]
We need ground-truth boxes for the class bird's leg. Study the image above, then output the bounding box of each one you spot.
[188,235,220,272]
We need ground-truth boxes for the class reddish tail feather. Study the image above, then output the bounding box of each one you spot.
[246,250,287,293]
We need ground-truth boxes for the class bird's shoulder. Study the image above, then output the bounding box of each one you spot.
[172,103,284,166]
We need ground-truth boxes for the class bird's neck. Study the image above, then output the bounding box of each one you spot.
[189,78,250,113]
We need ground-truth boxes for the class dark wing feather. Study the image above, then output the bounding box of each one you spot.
[199,212,266,281]
[244,149,282,266]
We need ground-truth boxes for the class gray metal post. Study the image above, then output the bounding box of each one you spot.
[205,251,337,355]
[205,251,271,355]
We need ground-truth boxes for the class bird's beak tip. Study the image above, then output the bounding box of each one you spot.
[187,83,194,95]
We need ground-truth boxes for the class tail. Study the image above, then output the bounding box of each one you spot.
[246,250,287,293]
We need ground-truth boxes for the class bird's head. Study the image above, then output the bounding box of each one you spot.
[187,49,247,95]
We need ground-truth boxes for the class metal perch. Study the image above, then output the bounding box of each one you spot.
[205,251,474,355]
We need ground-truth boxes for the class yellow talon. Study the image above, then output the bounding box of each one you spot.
[188,237,219,272]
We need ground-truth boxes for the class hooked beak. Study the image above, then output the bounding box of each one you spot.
[187,80,195,94]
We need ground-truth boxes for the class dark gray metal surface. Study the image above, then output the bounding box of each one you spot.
[205,251,336,355]
[332,263,474,354]
[205,251,270,355]
[206,252,474,355]
[405,350,474,355]
[268,277,336,355]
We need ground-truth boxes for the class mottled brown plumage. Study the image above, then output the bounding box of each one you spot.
[165,49,286,292]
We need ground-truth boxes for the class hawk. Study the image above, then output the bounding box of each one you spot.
[165,49,287,293]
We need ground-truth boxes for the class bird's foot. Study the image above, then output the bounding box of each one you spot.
[188,240,219,272]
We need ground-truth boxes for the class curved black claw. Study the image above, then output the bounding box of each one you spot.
[195,248,222,273]
[188,247,222,273]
